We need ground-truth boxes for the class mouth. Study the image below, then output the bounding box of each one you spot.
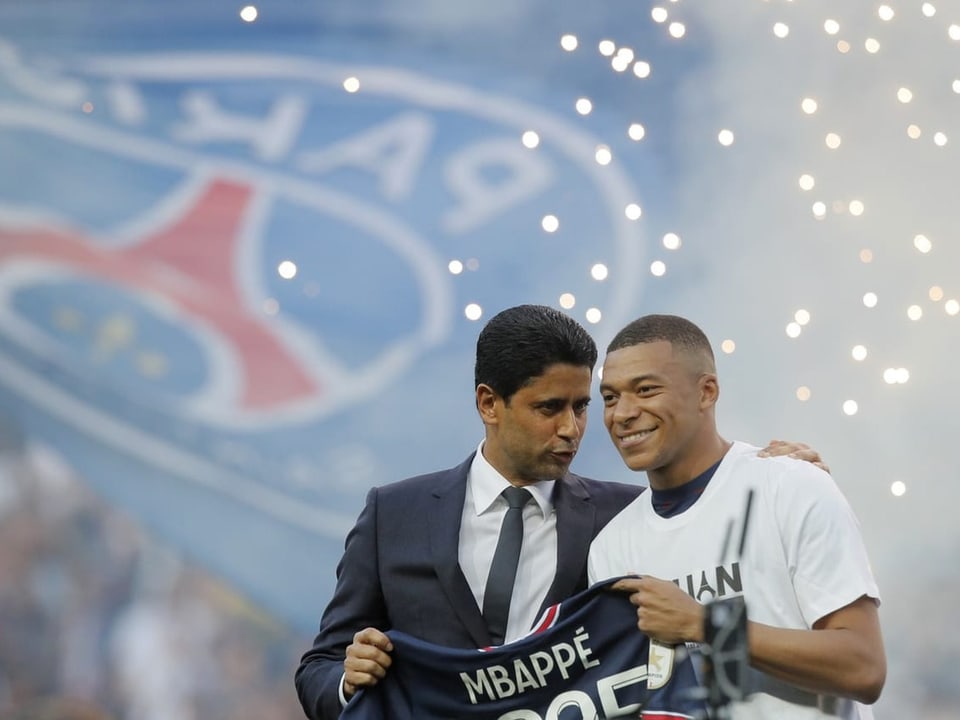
[549,449,577,463]
[618,427,656,447]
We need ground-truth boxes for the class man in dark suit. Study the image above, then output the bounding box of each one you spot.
[294,305,823,720]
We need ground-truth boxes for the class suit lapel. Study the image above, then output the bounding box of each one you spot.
[539,475,595,616]
[428,455,492,647]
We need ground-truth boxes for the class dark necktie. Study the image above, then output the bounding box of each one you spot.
[482,486,531,646]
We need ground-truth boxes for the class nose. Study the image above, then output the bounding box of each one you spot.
[556,407,583,440]
[607,395,639,426]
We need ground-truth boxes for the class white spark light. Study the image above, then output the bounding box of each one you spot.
[559,293,575,309]
[240,5,258,22]
[669,22,686,39]
[796,386,812,402]
[878,5,895,21]
[825,132,842,149]
[560,34,578,51]
[625,203,643,220]
[652,7,669,23]
[598,40,616,56]
[718,129,735,146]
[949,24,960,41]
[786,322,802,338]
[343,77,360,93]
[585,307,603,324]
[891,481,907,497]
[865,38,881,53]
[591,263,609,281]
[842,400,859,416]
[863,292,878,308]
[907,304,923,321]
[794,309,811,325]
[633,61,651,79]
[663,233,682,250]
[824,19,840,35]
[448,260,464,275]
[595,145,613,165]
[628,123,646,141]
[945,299,960,315]
[929,286,944,302]
[934,131,948,146]
[897,87,913,103]
[799,174,815,190]
[914,234,933,253]
[849,200,864,216]
[907,124,922,139]
[464,303,483,321]
[521,130,540,148]
[852,345,867,361]
[575,98,593,115]
[721,339,736,354]
[801,97,819,114]
[650,261,667,277]
[812,201,827,219]
[277,260,297,279]
[541,214,559,233]
[774,23,790,38]
[922,3,936,17]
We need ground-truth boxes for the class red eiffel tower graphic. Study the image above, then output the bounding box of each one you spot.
[0,178,319,411]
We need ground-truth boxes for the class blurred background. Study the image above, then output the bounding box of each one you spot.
[0,0,957,717]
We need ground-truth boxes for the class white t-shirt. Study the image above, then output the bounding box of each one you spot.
[588,441,881,720]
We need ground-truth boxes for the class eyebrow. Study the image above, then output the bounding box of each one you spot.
[599,373,663,392]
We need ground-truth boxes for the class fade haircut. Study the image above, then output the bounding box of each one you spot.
[607,314,716,373]
[475,304,598,403]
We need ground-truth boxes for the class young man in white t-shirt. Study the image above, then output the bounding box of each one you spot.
[588,314,885,719]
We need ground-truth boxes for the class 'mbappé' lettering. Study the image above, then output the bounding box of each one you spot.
[460,626,600,704]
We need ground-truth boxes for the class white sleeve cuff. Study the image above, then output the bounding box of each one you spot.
[338,672,349,708]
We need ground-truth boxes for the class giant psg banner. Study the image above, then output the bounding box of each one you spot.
[0,1,671,632]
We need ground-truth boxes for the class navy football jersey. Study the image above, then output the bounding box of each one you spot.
[341,577,706,720]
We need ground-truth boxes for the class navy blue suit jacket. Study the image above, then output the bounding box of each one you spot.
[294,453,642,720]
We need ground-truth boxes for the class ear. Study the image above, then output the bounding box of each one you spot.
[476,384,500,425]
[699,373,720,409]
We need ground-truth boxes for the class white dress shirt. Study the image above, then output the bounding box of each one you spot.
[458,442,558,644]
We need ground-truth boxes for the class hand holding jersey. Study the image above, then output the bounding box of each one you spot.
[343,628,393,699]
[610,576,706,647]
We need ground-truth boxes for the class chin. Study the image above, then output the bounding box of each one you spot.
[622,453,652,472]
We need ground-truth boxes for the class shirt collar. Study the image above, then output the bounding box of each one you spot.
[469,441,555,517]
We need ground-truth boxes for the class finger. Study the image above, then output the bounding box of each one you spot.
[347,642,393,666]
[354,627,394,652]
[346,656,390,677]
[757,439,785,457]
[610,576,643,593]
[345,654,392,680]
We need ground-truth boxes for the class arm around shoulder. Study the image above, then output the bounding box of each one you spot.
[295,487,390,720]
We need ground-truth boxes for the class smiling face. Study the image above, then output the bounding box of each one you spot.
[479,362,592,486]
[600,340,720,489]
